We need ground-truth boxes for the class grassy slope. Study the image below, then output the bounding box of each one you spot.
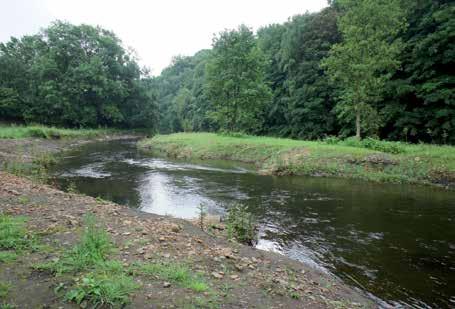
[0,125,112,139]
[139,132,455,187]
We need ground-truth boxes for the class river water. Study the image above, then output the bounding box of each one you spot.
[50,139,455,308]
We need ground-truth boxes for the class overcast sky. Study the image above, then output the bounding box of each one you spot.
[0,0,327,75]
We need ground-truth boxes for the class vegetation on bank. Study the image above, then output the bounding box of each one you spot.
[139,133,455,188]
[0,125,112,139]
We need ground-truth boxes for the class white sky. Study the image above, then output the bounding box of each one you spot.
[0,0,327,75]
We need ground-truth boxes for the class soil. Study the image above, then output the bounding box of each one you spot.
[0,137,376,308]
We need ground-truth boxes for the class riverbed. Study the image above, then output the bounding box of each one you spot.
[50,139,455,308]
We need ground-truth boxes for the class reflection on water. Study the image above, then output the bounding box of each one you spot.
[51,139,455,308]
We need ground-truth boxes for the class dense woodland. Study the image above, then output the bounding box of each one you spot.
[1,0,454,143]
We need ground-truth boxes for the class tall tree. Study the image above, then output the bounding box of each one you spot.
[381,0,455,144]
[0,21,158,130]
[322,0,407,139]
[279,7,341,139]
[206,25,271,133]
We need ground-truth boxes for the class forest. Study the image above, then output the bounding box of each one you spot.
[0,0,453,144]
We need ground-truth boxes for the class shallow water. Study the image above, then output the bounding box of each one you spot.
[51,139,455,308]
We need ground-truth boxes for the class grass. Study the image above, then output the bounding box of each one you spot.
[0,252,17,263]
[0,282,10,299]
[0,215,30,251]
[130,261,210,292]
[36,214,113,274]
[139,132,455,187]
[0,124,112,139]
[65,274,139,307]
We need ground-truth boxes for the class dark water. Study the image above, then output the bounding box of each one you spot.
[51,140,455,308]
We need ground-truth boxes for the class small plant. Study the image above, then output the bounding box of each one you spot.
[33,153,57,169]
[66,181,78,194]
[197,203,207,231]
[130,261,209,292]
[65,274,139,307]
[0,215,29,250]
[0,282,10,298]
[226,204,256,245]
[0,252,17,263]
[322,135,341,145]
[44,214,113,274]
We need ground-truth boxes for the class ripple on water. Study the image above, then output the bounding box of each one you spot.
[60,162,111,178]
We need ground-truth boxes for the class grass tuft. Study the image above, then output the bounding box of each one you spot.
[38,214,113,274]
[0,215,29,250]
[65,274,139,307]
[130,261,209,292]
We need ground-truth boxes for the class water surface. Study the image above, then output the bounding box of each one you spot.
[51,139,455,308]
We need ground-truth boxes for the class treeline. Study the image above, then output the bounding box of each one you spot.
[0,0,453,143]
[154,0,454,144]
[0,21,158,129]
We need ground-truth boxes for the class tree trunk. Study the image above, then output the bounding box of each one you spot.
[356,110,361,139]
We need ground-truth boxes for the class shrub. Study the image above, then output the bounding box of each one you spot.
[322,135,341,145]
[226,204,256,245]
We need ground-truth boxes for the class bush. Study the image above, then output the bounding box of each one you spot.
[322,135,341,145]
[332,136,407,154]
[226,204,256,245]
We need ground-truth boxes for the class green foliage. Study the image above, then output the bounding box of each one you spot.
[331,137,407,154]
[65,274,139,308]
[206,25,271,133]
[0,252,17,263]
[381,0,455,144]
[0,21,158,130]
[44,214,113,274]
[130,261,209,292]
[226,204,256,245]
[0,282,10,299]
[322,0,407,139]
[0,215,29,250]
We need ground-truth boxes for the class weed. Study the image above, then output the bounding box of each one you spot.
[0,282,10,298]
[65,274,139,307]
[226,204,256,245]
[17,196,29,205]
[197,203,207,231]
[66,181,78,194]
[43,214,113,274]
[0,252,17,263]
[32,153,57,169]
[130,261,209,292]
[0,215,29,250]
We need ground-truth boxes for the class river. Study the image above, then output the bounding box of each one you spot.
[50,139,455,308]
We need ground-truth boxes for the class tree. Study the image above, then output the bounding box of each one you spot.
[0,21,159,130]
[206,25,271,133]
[322,0,407,139]
[278,7,341,139]
[381,0,455,144]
